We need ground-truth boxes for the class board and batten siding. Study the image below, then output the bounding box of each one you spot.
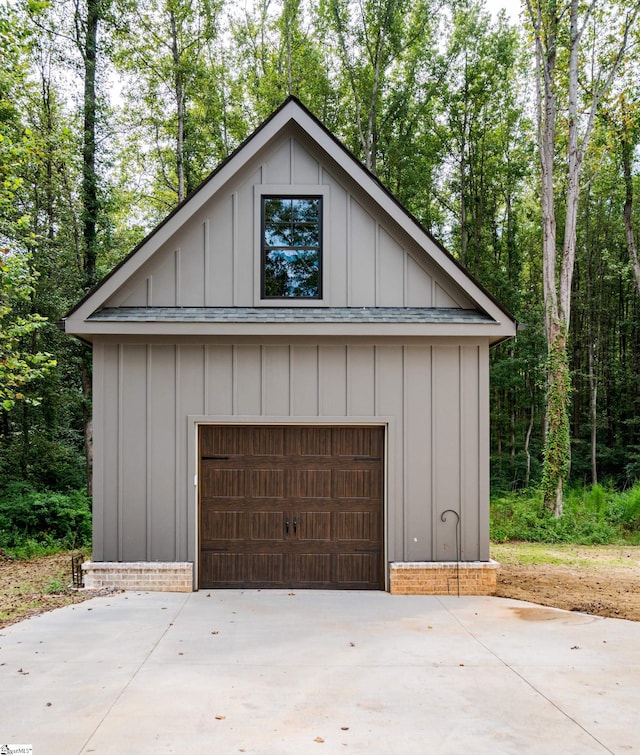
[103,131,473,311]
[92,337,489,568]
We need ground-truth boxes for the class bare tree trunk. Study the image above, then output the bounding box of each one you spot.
[170,10,186,203]
[621,130,640,297]
[524,385,535,488]
[526,0,638,515]
[81,0,99,288]
[588,335,598,485]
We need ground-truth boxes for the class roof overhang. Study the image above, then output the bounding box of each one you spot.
[65,306,516,344]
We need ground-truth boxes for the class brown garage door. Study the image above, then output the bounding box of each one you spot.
[199,425,384,589]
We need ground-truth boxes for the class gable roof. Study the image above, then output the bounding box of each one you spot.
[64,96,516,343]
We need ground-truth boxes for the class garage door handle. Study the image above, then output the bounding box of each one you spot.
[202,455,230,460]
[285,518,290,535]
[293,518,297,534]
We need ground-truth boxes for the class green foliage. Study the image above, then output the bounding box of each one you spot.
[0,482,92,551]
[491,483,640,544]
[0,252,57,411]
[541,332,572,510]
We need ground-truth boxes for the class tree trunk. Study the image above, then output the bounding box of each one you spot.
[82,0,99,289]
[621,129,640,297]
[170,10,186,203]
[588,335,598,486]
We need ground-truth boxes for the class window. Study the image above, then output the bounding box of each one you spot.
[261,196,322,299]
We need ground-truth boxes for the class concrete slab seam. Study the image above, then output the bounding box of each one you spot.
[434,597,615,755]
[77,592,191,754]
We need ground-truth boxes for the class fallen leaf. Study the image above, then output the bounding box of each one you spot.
[349,642,355,647]
[215,715,226,720]
[211,630,219,635]
[178,652,184,656]
[288,593,296,596]
[341,726,349,731]
[46,702,52,707]
[571,645,580,650]
[459,663,464,667]
[314,737,324,743]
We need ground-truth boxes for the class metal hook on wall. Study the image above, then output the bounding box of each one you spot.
[440,509,461,597]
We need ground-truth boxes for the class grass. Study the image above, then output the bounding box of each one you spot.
[490,482,640,545]
[491,542,639,568]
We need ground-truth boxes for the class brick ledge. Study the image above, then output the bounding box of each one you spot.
[389,560,499,596]
[82,561,193,593]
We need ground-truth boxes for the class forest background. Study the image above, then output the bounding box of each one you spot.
[1,0,640,553]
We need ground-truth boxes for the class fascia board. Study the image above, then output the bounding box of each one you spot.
[67,101,303,324]
[65,318,516,341]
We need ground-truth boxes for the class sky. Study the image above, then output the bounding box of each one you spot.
[483,0,523,22]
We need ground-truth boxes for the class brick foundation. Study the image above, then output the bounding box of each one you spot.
[389,560,498,595]
[82,562,194,592]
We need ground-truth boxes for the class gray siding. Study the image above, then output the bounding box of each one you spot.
[104,132,473,311]
[92,337,490,567]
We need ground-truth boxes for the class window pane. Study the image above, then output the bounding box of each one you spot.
[262,196,321,298]
[291,198,319,222]
[264,250,319,297]
[264,222,292,247]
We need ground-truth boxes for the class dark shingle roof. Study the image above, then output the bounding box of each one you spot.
[89,306,495,324]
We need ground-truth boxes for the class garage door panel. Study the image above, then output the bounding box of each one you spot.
[250,554,284,583]
[248,469,285,497]
[201,467,245,497]
[199,425,384,589]
[336,554,380,584]
[251,425,285,455]
[333,427,382,457]
[201,510,244,541]
[201,553,245,584]
[289,554,331,583]
[333,468,381,498]
[250,512,286,540]
[297,511,331,540]
[294,469,332,497]
[333,511,380,541]
[285,426,332,456]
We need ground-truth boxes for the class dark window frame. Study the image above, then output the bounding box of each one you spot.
[260,195,323,300]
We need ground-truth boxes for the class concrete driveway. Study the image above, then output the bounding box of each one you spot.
[0,590,638,754]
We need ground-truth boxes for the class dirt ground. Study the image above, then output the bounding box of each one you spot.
[0,551,98,630]
[493,543,640,622]
[1,545,639,628]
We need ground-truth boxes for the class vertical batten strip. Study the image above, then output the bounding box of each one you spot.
[146,276,152,306]
[260,344,266,416]
[174,345,181,560]
[117,344,124,561]
[458,345,464,560]
[288,345,294,416]
[174,248,181,306]
[430,346,436,560]
[402,251,408,306]
[146,345,152,561]
[402,345,408,562]
[203,344,209,416]
[203,219,210,306]
[478,343,490,560]
[346,194,352,307]
[232,344,238,416]
[232,192,238,306]
[375,224,380,306]
[289,137,294,183]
